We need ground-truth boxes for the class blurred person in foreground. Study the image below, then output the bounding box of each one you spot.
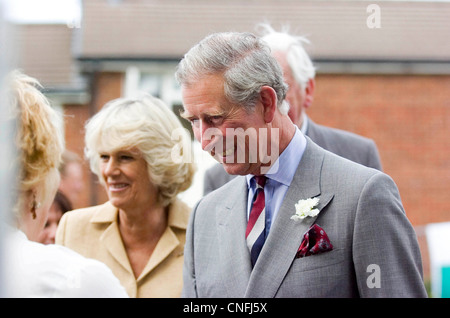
[56,95,195,298]
[203,24,382,195]
[176,32,427,297]
[59,150,84,208]
[2,70,128,298]
[37,190,72,245]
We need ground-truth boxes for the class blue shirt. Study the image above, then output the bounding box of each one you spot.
[246,127,307,235]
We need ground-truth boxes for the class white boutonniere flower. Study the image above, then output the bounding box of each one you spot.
[291,197,320,221]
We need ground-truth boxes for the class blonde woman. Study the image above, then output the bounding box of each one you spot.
[56,95,195,298]
[2,70,128,297]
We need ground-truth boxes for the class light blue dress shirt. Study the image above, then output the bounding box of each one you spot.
[246,127,307,236]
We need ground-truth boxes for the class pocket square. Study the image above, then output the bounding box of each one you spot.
[296,224,333,258]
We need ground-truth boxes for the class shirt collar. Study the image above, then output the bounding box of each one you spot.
[246,127,306,187]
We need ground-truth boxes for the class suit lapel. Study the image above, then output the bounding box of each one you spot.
[245,139,334,298]
[100,219,133,275]
[216,177,252,297]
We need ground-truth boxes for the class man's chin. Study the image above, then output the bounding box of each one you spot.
[212,152,234,164]
[221,162,250,176]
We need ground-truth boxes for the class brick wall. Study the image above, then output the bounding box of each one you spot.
[309,74,450,227]
[63,103,91,209]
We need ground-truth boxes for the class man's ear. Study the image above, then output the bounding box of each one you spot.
[304,79,315,109]
[259,86,277,123]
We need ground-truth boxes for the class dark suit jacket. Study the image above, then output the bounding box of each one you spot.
[203,118,382,195]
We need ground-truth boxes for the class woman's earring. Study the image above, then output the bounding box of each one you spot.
[30,193,41,220]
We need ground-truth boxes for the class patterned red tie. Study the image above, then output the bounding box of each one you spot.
[245,176,267,267]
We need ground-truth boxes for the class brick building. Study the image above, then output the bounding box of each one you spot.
[11,0,450,284]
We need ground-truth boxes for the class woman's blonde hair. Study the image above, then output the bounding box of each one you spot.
[85,95,195,207]
[6,70,64,218]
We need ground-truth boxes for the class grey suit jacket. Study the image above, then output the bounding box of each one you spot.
[203,119,382,195]
[183,139,427,297]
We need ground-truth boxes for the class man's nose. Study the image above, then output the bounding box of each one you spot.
[200,124,224,154]
[199,121,213,151]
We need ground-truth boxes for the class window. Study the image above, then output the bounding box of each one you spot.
[124,65,193,139]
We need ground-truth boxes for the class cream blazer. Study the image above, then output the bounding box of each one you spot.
[56,199,190,298]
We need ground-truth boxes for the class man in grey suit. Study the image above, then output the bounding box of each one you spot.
[203,24,382,195]
[176,32,427,297]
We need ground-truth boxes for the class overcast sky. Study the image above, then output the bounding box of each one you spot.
[2,0,81,24]
[3,0,450,25]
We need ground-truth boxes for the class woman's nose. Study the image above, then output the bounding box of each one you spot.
[103,158,119,176]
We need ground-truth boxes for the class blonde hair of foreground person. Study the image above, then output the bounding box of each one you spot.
[7,70,63,238]
[3,70,128,298]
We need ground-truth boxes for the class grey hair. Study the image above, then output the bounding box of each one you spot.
[257,23,316,91]
[175,32,289,114]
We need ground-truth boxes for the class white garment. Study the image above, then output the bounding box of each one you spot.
[3,228,128,298]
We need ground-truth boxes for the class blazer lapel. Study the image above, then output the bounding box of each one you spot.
[101,222,133,274]
[90,203,133,276]
[216,177,252,297]
[137,227,179,282]
[245,139,334,298]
